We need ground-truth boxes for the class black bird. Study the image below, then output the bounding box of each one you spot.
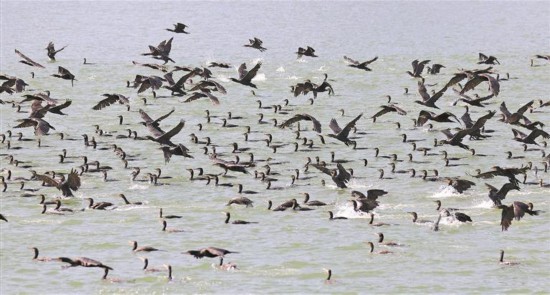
[427,64,445,74]
[351,189,387,212]
[230,62,262,88]
[131,75,165,97]
[445,178,476,193]
[55,257,113,270]
[46,42,67,61]
[512,128,549,145]
[371,104,407,122]
[344,56,378,71]
[33,170,81,197]
[280,113,322,133]
[226,196,254,207]
[310,163,351,188]
[444,67,494,89]
[485,182,519,206]
[407,59,430,78]
[92,93,130,110]
[296,46,317,58]
[499,101,535,125]
[498,201,539,231]
[14,118,56,135]
[0,214,7,222]
[159,208,181,219]
[472,166,529,186]
[327,113,363,145]
[51,66,76,86]
[15,49,45,68]
[416,110,459,126]
[185,247,238,259]
[139,108,175,128]
[438,128,474,150]
[415,80,448,109]
[144,119,185,147]
[244,37,267,52]
[166,23,189,34]
[142,37,175,64]
[183,89,220,105]
[453,93,494,107]
[161,144,193,163]
[478,53,500,65]
[224,212,257,224]
[461,73,500,97]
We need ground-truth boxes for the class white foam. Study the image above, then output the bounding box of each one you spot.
[276,66,285,72]
[428,185,462,198]
[252,73,266,82]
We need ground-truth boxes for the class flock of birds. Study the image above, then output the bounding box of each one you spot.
[1,20,549,287]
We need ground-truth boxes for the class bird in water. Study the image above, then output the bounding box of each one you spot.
[31,247,51,261]
[499,250,519,266]
[366,241,393,254]
[130,240,161,252]
[224,212,257,224]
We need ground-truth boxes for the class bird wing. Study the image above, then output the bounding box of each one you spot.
[139,109,154,123]
[479,74,500,96]
[310,164,333,176]
[328,118,343,134]
[157,119,185,142]
[500,206,514,230]
[58,66,73,77]
[366,189,388,200]
[237,63,248,80]
[445,73,467,88]
[184,92,206,103]
[14,118,38,129]
[500,102,512,118]
[365,56,378,65]
[516,100,535,115]
[203,90,220,105]
[48,100,72,115]
[511,128,527,139]
[498,183,518,199]
[351,190,367,199]
[440,128,455,140]
[485,183,498,192]
[34,173,59,187]
[337,113,363,139]
[524,128,550,143]
[153,108,175,124]
[240,62,262,84]
[336,163,351,182]
[34,118,55,135]
[461,111,474,128]
[426,86,448,105]
[15,49,45,68]
[145,123,166,138]
[344,56,359,65]
[417,82,431,101]
[66,170,81,191]
[478,52,488,61]
[92,94,120,110]
[461,75,484,94]
[470,110,495,131]
[512,202,527,220]
[371,106,392,119]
